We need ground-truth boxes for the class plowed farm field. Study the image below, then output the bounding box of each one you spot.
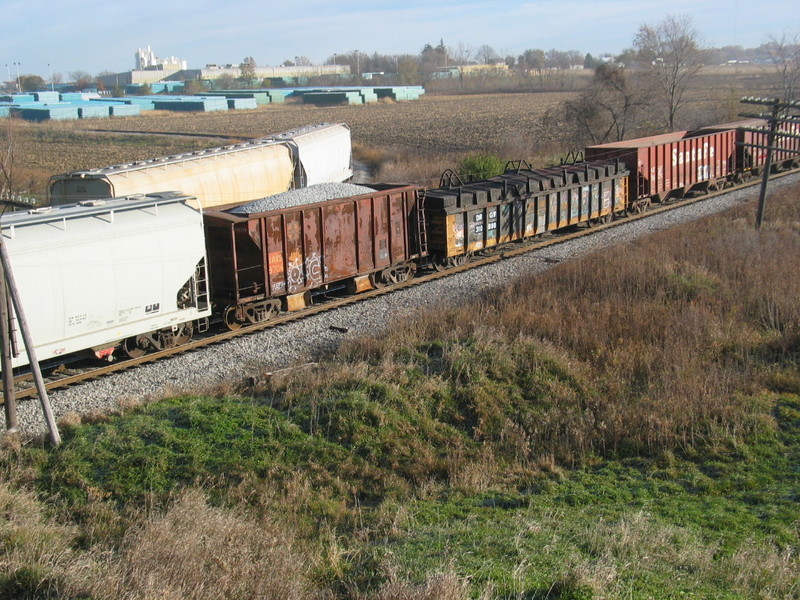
[15,92,575,196]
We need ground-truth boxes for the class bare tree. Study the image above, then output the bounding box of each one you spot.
[214,74,236,90]
[69,70,95,91]
[475,44,498,65]
[0,116,18,200]
[519,49,545,71]
[184,79,208,95]
[765,33,800,103]
[239,56,256,81]
[564,64,651,145]
[634,14,704,130]
[18,75,46,92]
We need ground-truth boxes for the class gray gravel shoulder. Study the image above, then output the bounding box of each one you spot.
[5,175,797,439]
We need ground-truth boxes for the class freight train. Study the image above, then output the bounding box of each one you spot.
[47,123,353,211]
[1,117,798,372]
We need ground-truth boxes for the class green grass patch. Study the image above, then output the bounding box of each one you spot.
[356,398,800,598]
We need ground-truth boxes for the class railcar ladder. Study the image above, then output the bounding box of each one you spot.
[194,259,211,332]
[416,189,428,257]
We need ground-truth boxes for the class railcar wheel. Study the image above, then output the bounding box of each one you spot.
[433,257,449,272]
[370,272,388,289]
[432,253,470,271]
[371,264,416,288]
[174,322,194,346]
[587,215,611,227]
[451,254,471,267]
[264,299,281,321]
[630,199,651,214]
[388,265,414,284]
[123,335,149,358]
[224,306,244,331]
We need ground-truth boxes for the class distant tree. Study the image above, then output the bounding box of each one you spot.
[240,56,256,81]
[69,70,94,91]
[564,64,651,145]
[214,74,236,90]
[584,53,598,70]
[475,44,499,64]
[184,79,208,95]
[633,14,704,130]
[19,75,46,92]
[543,49,581,70]
[545,49,569,69]
[519,48,545,70]
[140,82,152,95]
[451,42,473,66]
[0,116,18,200]
[397,57,421,85]
[419,41,450,78]
[295,56,312,66]
[614,47,638,67]
[765,33,800,103]
[566,50,583,69]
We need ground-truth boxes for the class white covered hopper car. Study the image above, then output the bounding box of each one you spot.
[0,192,211,370]
[48,123,353,211]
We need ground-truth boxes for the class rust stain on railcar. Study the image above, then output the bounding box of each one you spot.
[202,184,425,313]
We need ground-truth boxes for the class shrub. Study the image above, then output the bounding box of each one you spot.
[458,153,505,181]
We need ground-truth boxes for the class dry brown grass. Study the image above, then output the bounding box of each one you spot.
[334,181,800,466]
[88,489,313,600]
[368,571,472,600]
[0,478,87,598]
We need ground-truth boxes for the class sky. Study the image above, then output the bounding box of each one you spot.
[2,0,799,80]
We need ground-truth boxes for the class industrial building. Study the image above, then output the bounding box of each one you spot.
[97,46,350,90]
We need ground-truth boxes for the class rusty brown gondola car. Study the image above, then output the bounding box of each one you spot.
[202,184,427,329]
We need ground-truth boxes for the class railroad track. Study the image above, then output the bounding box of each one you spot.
[3,170,791,403]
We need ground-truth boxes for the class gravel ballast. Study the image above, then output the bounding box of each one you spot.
[228,183,377,214]
[4,175,798,439]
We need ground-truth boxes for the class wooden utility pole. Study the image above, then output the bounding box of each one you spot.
[739,97,800,231]
[755,99,779,231]
[0,257,17,432]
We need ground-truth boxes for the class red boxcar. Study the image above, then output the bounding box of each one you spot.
[203,183,426,328]
[585,130,737,209]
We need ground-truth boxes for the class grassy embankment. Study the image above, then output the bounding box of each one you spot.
[1,182,799,599]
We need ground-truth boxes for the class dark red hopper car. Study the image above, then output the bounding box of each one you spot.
[585,130,737,208]
[202,184,426,329]
[694,118,800,176]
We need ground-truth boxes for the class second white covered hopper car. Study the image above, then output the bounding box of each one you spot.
[48,123,353,211]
